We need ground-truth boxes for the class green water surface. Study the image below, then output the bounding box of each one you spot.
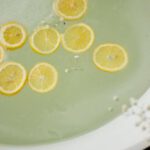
[0,0,150,145]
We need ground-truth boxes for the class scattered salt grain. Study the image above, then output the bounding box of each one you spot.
[126,98,150,135]
[135,119,142,127]
[147,105,150,111]
[142,125,147,131]
[129,97,138,106]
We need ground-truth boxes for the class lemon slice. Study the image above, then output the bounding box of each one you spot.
[93,43,128,72]
[0,62,27,95]
[0,22,27,50]
[54,0,87,20]
[29,26,61,55]
[28,63,58,93]
[0,46,4,63]
[62,23,95,53]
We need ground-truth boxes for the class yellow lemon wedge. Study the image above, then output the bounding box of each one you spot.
[54,0,87,20]
[93,43,128,72]
[0,22,27,50]
[0,62,27,95]
[29,26,61,55]
[0,46,4,63]
[62,23,95,53]
[28,63,58,93]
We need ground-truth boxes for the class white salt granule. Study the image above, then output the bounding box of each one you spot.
[129,97,138,106]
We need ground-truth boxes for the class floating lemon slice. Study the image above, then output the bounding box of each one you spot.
[54,0,87,20]
[0,46,4,63]
[0,22,27,50]
[93,44,128,72]
[62,23,95,53]
[28,63,58,93]
[0,62,27,95]
[29,26,61,55]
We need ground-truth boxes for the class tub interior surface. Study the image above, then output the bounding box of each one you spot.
[0,0,150,145]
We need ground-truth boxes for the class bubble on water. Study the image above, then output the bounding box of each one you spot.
[54,23,58,27]
[113,95,119,102]
[108,107,114,112]
[122,104,128,113]
[60,17,64,22]
[71,66,83,71]
[45,25,50,28]
[48,12,55,19]
[74,55,80,59]
[40,20,47,25]
[65,68,69,73]
[37,10,58,27]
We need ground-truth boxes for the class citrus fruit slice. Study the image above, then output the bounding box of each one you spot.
[0,62,27,95]
[54,0,87,20]
[0,46,4,63]
[0,22,27,50]
[28,63,58,93]
[62,23,95,53]
[93,43,128,72]
[29,26,61,55]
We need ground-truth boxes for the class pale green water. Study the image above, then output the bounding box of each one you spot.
[0,0,150,145]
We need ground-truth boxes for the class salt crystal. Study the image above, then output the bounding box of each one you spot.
[135,120,142,127]
[132,106,144,116]
[41,20,46,24]
[142,125,147,131]
[147,105,150,111]
[129,97,138,106]
[45,25,50,28]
